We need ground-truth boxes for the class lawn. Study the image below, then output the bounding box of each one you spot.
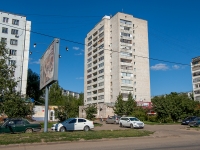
[143,121,180,125]
[0,130,153,145]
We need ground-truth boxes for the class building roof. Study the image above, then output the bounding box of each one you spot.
[0,10,26,17]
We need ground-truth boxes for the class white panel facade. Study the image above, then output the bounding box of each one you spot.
[84,12,151,107]
[191,56,200,101]
[0,11,31,96]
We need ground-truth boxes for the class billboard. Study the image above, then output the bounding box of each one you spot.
[40,38,59,90]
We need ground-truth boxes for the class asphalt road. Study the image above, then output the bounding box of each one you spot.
[2,124,200,150]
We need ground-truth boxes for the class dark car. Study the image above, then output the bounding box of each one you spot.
[181,116,197,125]
[188,117,200,127]
[0,118,41,133]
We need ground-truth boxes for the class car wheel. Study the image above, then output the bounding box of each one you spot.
[25,128,33,133]
[84,126,90,132]
[60,127,66,132]
[120,123,123,127]
[130,124,134,129]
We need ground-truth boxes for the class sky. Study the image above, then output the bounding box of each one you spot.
[1,0,200,96]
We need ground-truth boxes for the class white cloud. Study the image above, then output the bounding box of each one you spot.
[76,77,84,80]
[172,65,180,69]
[151,63,169,71]
[75,53,82,56]
[30,59,40,64]
[73,47,80,50]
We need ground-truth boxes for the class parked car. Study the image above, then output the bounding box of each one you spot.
[0,118,41,133]
[188,117,200,127]
[119,117,144,129]
[106,116,121,124]
[55,118,94,132]
[181,116,197,125]
[51,123,56,130]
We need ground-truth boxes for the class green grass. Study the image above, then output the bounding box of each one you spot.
[143,121,180,125]
[0,130,153,145]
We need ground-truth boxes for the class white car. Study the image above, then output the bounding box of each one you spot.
[55,118,94,132]
[51,123,56,131]
[119,117,144,129]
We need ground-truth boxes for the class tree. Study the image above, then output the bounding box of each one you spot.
[49,82,63,105]
[85,104,97,121]
[0,42,32,118]
[26,69,43,105]
[113,93,125,116]
[152,92,200,123]
[124,93,137,116]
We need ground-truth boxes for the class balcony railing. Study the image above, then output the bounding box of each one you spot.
[192,66,200,71]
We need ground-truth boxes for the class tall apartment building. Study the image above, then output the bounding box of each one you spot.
[0,11,31,95]
[84,12,151,107]
[191,56,200,101]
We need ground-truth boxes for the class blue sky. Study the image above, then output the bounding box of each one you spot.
[1,0,200,96]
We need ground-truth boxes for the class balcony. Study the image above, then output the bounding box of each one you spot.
[192,65,200,72]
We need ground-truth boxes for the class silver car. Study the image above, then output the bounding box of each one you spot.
[106,116,121,124]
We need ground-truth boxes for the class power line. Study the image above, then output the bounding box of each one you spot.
[0,22,191,66]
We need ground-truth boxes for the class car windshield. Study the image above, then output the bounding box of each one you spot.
[129,118,140,121]
[194,117,199,121]
[61,118,74,124]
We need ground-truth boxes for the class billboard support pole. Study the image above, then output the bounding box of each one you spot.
[44,85,49,132]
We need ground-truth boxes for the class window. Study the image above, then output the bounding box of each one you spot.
[14,120,24,125]
[99,26,104,32]
[99,82,104,86]
[98,75,104,80]
[69,119,77,124]
[121,32,131,37]
[12,19,19,25]
[98,88,104,93]
[120,19,132,25]
[88,36,92,41]
[8,60,16,65]
[120,39,132,44]
[99,32,104,38]
[10,39,18,45]
[88,52,92,57]
[121,79,132,84]
[121,86,133,91]
[2,27,8,33]
[1,38,7,43]
[98,38,104,44]
[134,75,136,79]
[87,68,92,73]
[87,92,91,95]
[88,46,92,51]
[88,63,92,68]
[87,74,92,79]
[9,49,17,56]
[99,56,104,61]
[87,57,92,63]
[99,44,104,49]
[3,17,9,23]
[98,95,104,100]
[87,80,92,84]
[99,69,104,74]
[99,62,104,68]
[120,52,132,57]
[88,41,92,46]
[11,29,18,35]
[121,72,133,77]
[99,50,104,56]
[78,119,86,123]
[134,81,136,85]
[124,26,130,30]
[87,86,91,90]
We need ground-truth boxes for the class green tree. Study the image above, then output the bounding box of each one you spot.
[26,69,43,105]
[124,93,137,116]
[49,82,63,105]
[85,104,97,120]
[0,42,32,117]
[113,93,125,116]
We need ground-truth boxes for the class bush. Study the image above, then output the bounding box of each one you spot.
[148,115,157,122]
